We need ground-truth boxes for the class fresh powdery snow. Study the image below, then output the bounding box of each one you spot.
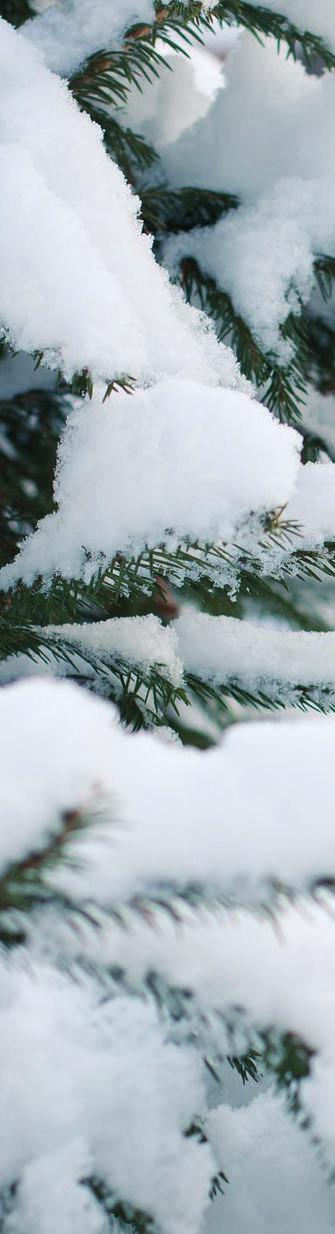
[205,1092,335,1234]
[164,177,335,355]
[23,0,156,76]
[159,35,335,349]
[2,608,335,710]
[263,0,335,51]
[3,677,335,905]
[0,19,239,389]
[0,380,301,586]
[3,678,335,1231]
[175,608,335,699]
[1,381,334,591]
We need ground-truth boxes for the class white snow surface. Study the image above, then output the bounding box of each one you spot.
[3,677,335,900]
[164,177,335,354]
[263,0,335,51]
[176,608,335,695]
[3,679,335,1226]
[206,1092,335,1234]
[23,0,155,76]
[0,380,300,587]
[49,614,184,685]
[159,35,335,348]
[3,680,335,1207]
[0,20,239,389]
[0,969,211,1234]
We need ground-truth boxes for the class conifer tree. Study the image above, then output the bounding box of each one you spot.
[1,3,335,1232]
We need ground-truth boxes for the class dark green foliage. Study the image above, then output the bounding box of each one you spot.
[178,256,308,421]
[213,1,335,71]
[0,0,33,24]
[140,184,238,234]
[0,388,67,566]
[261,1029,314,1113]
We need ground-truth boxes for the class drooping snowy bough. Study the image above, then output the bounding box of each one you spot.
[2,3,335,1232]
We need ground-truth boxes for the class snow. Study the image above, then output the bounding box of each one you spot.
[287,463,335,544]
[0,20,239,389]
[263,0,335,53]
[0,969,211,1234]
[176,608,335,697]
[3,678,335,1215]
[3,605,335,707]
[302,388,335,458]
[0,677,121,874]
[158,36,319,198]
[206,1092,335,1234]
[123,45,224,150]
[49,614,184,685]
[3,677,335,905]
[0,380,300,587]
[2,3,335,1229]
[164,177,335,355]
[3,679,335,1222]
[23,0,156,76]
[4,1140,108,1234]
[157,33,335,351]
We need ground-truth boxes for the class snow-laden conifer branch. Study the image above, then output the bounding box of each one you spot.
[212,1,335,69]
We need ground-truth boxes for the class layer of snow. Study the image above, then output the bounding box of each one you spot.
[123,45,224,150]
[0,971,211,1234]
[0,380,300,587]
[23,0,155,76]
[160,36,320,197]
[159,31,335,353]
[176,608,335,695]
[3,606,335,708]
[164,177,335,355]
[263,0,335,53]
[3,677,335,902]
[206,1092,335,1234]
[49,614,184,686]
[3,678,335,1223]
[0,20,238,389]
[287,462,335,544]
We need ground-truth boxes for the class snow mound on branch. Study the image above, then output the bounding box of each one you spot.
[48,614,184,686]
[176,608,335,696]
[0,968,211,1234]
[0,20,239,389]
[164,177,335,355]
[160,36,335,351]
[159,36,319,197]
[23,0,155,76]
[3,676,335,903]
[0,380,300,586]
[206,1092,335,1234]
[3,677,335,1216]
[263,0,335,53]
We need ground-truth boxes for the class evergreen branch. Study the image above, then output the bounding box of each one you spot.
[74,103,158,183]
[178,256,306,422]
[185,670,335,723]
[82,1180,155,1234]
[212,2,335,71]
[140,185,238,235]
[261,1029,314,1114]
[56,368,136,402]
[0,802,103,947]
[3,525,335,636]
[70,0,335,121]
